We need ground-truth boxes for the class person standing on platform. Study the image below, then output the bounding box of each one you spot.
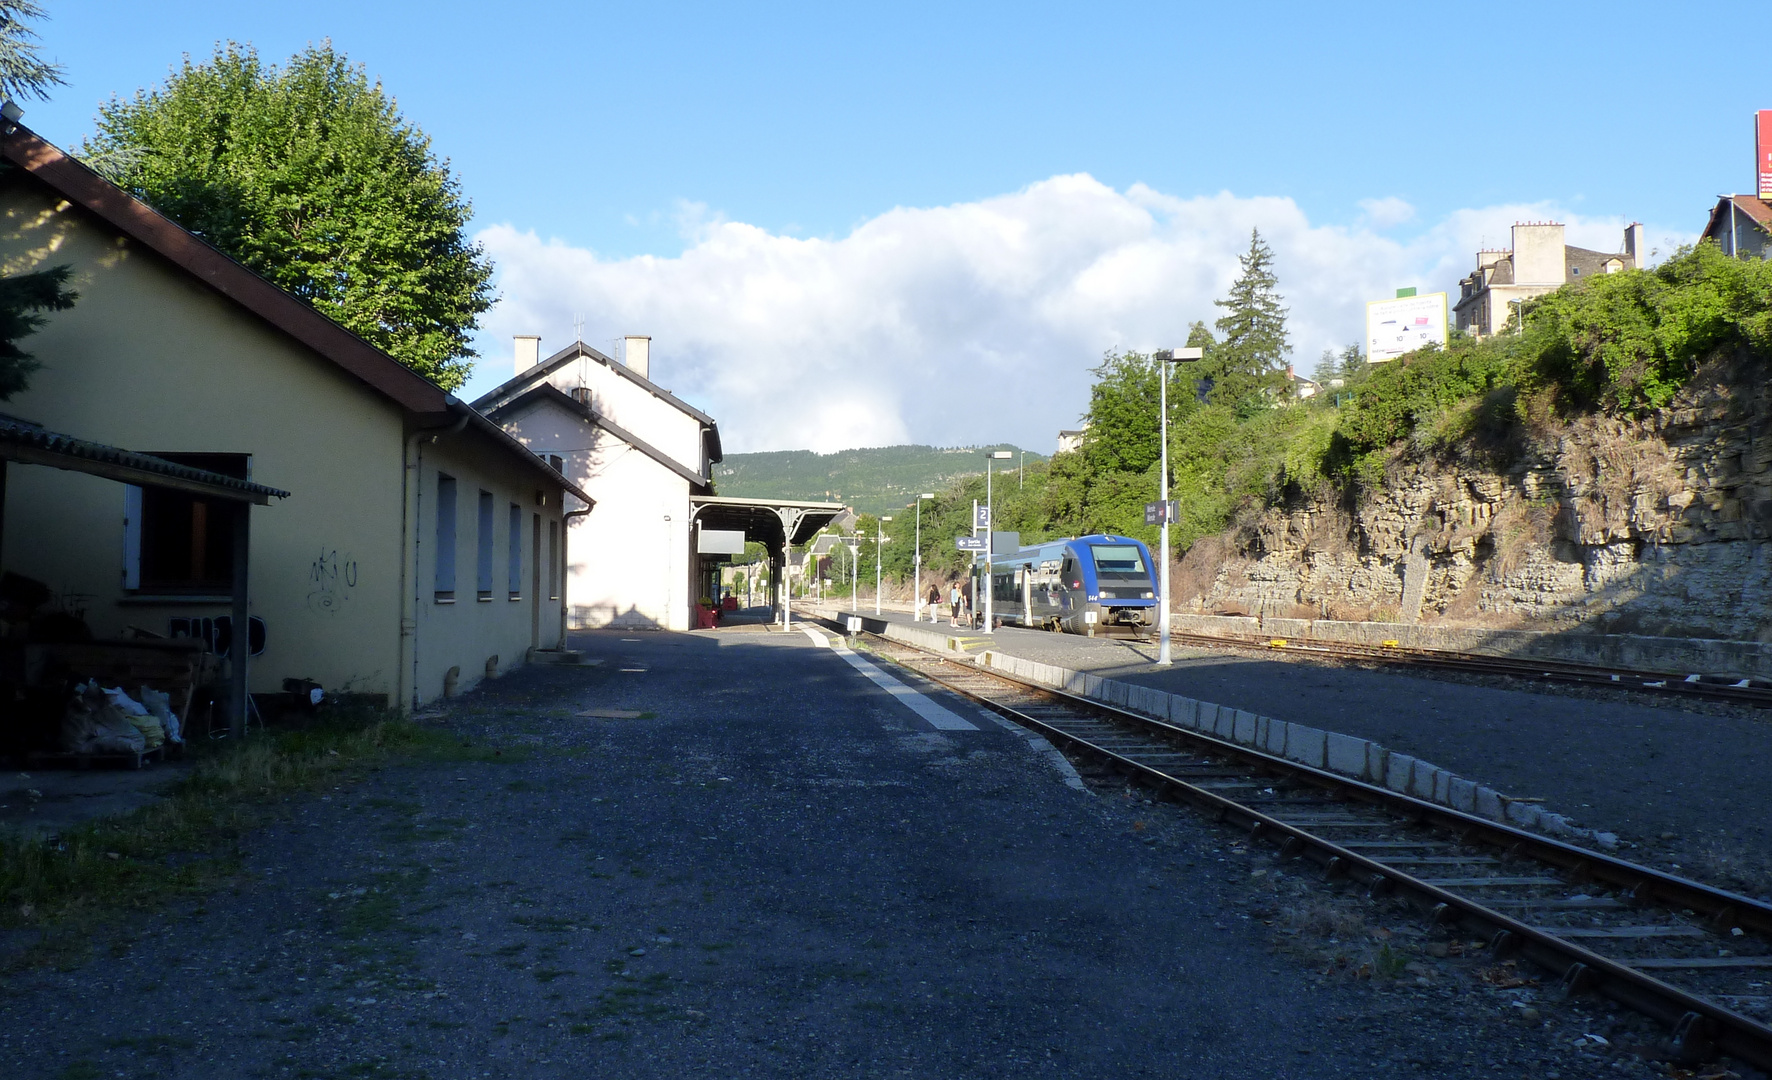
[925,583,941,623]
[949,582,961,627]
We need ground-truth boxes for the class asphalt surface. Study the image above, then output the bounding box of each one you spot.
[872,609,1772,897]
[0,622,1692,1078]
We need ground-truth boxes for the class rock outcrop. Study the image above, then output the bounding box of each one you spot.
[1187,353,1772,641]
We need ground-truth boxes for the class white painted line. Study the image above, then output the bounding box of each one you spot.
[978,709,1089,792]
[799,627,978,731]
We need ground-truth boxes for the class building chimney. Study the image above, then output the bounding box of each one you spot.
[624,335,651,380]
[514,335,541,375]
[1624,222,1648,268]
[1511,222,1566,285]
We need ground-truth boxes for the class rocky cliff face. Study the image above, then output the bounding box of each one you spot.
[1186,353,1772,642]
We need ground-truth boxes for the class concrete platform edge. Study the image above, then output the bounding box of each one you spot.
[803,607,1619,850]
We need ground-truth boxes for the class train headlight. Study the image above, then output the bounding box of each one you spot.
[1143,590,1154,599]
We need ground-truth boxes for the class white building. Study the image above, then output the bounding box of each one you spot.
[475,337,721,632]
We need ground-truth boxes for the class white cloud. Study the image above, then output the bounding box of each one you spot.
[1358,196,1416,229]
[470,176,1694,455]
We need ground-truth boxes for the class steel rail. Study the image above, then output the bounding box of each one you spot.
[858,631,1772,1069]
[1163,629,1772,708]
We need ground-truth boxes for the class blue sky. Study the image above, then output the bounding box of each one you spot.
[30,2,1765,451]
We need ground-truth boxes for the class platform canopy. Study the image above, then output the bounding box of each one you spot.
[689,495,849,550]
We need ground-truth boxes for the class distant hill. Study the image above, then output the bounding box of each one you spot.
[715,444,1044,515]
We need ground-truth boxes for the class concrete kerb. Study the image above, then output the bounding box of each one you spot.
[826,612,1612,849]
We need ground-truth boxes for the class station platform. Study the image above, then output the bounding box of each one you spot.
[812,605,1772,902]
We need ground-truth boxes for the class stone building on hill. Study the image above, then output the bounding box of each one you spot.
[1453,221,1648,337]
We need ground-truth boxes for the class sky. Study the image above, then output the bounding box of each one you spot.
[30,2,1762,453]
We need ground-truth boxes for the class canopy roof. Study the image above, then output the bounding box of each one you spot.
[1,415,290,503]
[690,495,848,550]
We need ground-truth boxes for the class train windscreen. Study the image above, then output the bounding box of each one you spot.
[1090,544,1148,578]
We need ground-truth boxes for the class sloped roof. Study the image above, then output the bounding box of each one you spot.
[472,340,723,463]
[1,413,290,503]
[484,384,707,491]
[1704,195,1772,242]
[0,122,583,503]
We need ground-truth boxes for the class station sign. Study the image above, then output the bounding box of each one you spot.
[973,505,990,528]
[955,536,986,552]
[1144,500,1179,525]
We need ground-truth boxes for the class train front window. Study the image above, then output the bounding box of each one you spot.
[1090,545,1148,579]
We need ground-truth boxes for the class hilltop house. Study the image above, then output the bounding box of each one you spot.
[1454,222,1648,337]
[1700,195,1772,260]
[0,122,584,710]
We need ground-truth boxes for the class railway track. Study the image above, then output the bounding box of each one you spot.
[860,630,1772,1071]
[1166,629,1772,708]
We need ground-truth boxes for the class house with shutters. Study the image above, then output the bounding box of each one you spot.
[0,120,585,711]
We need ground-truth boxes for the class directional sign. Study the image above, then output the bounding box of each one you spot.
[1144,500,1179,525]
[973,505,990,528]
[955,536,986,552]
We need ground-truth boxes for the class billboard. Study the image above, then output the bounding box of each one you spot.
[1759,110,1772,200]
[1366,292,1448,362]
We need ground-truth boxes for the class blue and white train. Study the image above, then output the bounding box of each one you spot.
[975,534,1157,634]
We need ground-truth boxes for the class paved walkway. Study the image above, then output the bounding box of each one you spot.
[840,609,1772,899]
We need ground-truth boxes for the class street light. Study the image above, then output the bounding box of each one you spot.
[913,493,934,621]
[875,516,892,616]
[848,539,860,615]
[984,450,1012,632]
[1153,346,1203,666]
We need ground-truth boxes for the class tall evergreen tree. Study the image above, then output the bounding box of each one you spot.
[80,42,494,390]
[1210,228,1291,413]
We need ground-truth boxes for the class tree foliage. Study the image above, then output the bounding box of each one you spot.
[80,42,493,390]
[0,1,61,102]
[0,264,76,401]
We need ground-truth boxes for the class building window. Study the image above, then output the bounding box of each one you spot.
[548,520,560,600]
[476,490,495,601]
[435,474,458,601]
[123,453,249,593]
[508,503,522,600]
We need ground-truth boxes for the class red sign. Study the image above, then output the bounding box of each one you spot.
[1759,110,1772,199]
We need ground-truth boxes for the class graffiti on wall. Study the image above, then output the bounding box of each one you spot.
[307,548,358,614]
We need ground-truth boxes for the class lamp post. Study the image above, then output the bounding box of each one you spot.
[913,493,934,621]
[849,540,859,614]
[1153,347,1203,666]
[875,516,892,616]
[984,450,1012,632]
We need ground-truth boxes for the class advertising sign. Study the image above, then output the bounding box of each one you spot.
[1759,110,1772,200]
[696,527,746,555]
[1366,292,1449,362]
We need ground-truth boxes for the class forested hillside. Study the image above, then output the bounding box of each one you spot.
[716,444,1041,515]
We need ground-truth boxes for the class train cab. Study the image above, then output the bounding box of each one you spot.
[977,534,1157,634]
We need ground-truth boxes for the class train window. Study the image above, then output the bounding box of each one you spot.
[1090,544,1148,577]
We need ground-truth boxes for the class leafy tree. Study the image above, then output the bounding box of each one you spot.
[80,42,493,390]
[1209,228,1291,413]
[0,264,75,400]
[0,1,61,102]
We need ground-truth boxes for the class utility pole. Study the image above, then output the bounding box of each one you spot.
[984,450,1011,631]
[913,493,933,621]
[875,516,891,616]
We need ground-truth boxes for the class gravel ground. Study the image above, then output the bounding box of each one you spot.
[870,611,1772,900]
[0,625,1752,1078]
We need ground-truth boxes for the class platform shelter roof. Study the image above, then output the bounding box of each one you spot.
[690,495,848,550]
